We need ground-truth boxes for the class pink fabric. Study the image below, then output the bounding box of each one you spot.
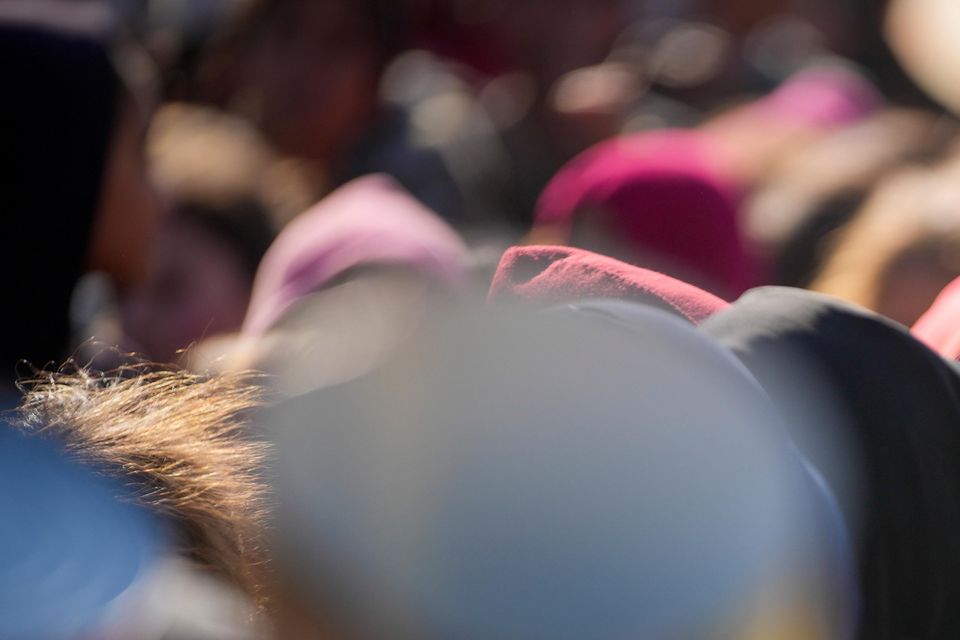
[535,129,755,299]
[243,175,469,335]
[488,245,728,325]
[913,276,960,360]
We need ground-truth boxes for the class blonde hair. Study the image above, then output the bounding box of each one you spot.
[12,365,271,601]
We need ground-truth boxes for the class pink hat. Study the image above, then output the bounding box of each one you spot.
[489,245,728,325]
[244,175,469,335]
[752,65,882,129]
[535,129,756,299]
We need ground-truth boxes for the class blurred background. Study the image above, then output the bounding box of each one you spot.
[9,0,960,637]
[43,0,960,368]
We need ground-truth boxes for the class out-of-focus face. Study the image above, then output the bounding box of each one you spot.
[703,0,792,34]
[875,249,960,327]
[121,217,254,364]
[495,0,624,90]
[88,94,166,288]
[226,0,381,163]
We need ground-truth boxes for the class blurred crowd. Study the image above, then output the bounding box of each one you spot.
[8,0,960,638]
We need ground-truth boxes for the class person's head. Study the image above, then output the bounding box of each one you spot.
[192,175,470,396]
[88,67,166,290]
[122,205,274,364]
[885,0,960,113]
[745,107,957,286]
[0,0,165,369]
[14,365,270,602]
[243,174,470,337]
[703,286,960,638]
[702,64,883,187]
[532,129,756,299]
[205,0,395,164]
[700,0,792,34]
[488,244,729,325]
[261,303,848,639]
[122,104,279,364]
[493,0,625,92]
[812,169,960,326]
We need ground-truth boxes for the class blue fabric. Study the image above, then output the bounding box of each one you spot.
[0,425,160,639]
